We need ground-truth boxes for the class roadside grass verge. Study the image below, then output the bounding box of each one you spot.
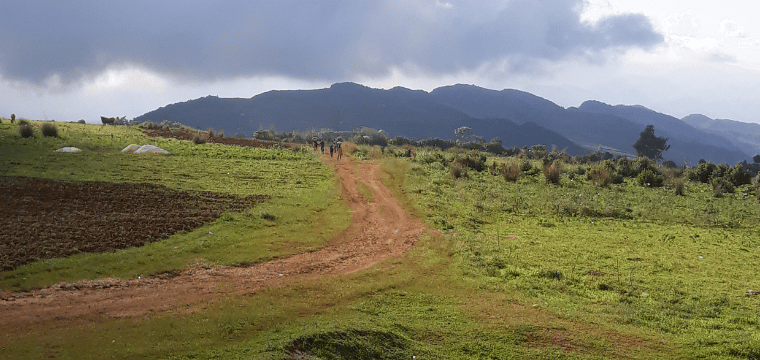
[0,121,350,290]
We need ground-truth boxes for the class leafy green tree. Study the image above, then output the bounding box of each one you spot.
[633,125,670,160]
[753,154,760,164]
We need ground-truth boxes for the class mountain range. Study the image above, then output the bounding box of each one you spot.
[134,82,758,165]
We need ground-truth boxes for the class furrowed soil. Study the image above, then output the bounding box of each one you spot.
[0,153,429,325]
[0,177,268,271]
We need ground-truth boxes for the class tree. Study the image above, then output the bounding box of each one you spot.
[633,125,670,160]
[753,154,760,164]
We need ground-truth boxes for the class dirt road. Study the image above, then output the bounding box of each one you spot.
[0,155,429,325]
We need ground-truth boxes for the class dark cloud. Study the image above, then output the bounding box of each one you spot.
[0,0,662,87]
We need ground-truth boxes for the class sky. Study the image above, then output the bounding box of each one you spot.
[1,0,759,124]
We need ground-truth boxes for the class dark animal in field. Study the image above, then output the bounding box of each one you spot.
[10,114,15,124]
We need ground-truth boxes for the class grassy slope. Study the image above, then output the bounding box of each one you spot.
[0,121,350,289]
[3,125,758,359]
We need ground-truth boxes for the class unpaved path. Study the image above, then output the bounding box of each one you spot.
[0,155,429,325]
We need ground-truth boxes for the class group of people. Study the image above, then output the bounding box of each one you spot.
[312,138,343,160]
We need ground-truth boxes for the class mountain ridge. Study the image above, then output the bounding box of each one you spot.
[134,82,755,164]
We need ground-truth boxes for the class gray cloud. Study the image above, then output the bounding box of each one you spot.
[0,0,663,88]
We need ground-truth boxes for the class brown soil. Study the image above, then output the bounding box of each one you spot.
[0,154,429,325]
[142,127,302,149]
[0,177,268,271]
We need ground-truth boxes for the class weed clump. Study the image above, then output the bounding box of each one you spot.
[192,133,207,144]
[543,161,561,184]
[637,168,664,187]
[41,123,58,137]
[588,164,612,187]
[712,177,734,197]
[18,123,33,138]
[260,212,277,221]
[450,162,468,179]
[500,161,520,182]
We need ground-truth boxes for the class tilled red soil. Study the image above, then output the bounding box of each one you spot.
[0,176,268,271]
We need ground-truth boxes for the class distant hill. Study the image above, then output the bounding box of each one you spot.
[682,114,760,158]
[135,82,587,155]
[134,82,755,164]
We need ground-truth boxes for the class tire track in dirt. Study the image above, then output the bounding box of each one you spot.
[0,156,430,325]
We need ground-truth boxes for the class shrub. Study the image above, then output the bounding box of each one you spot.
[712,177,734,197]
[588,165,612,187]
[520,159,533,172]
[18,124,33,138]
[369,145,384,159]
[41,123,58,137]
[450,162,468,179]
[192,133,207,144]
[341,141,359,155]
[500,161,520,182]
[260,212,277,221]
[543,161,561,184]
[666,175,685,196]
[17,119,30,126]
[727,163,752,186]
[456,152,487,172]
[637,168,664,187]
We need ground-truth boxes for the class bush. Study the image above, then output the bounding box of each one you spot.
[665,174,685,196]
[456,152,487,172]
[637,168,664,187]
[519,159,533,172]
[727,163,752,186]
[18,124,33,138]
[450,162,468,179]
[41,123,58,137]
[712,177,735,197]
[588,165,612,187]
[500,161,520,182]
[543,161,561,184]
[192,133,207,144]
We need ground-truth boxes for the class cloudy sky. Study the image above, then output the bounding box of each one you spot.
[1,0,759,124]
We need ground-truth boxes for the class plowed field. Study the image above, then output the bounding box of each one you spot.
[0,177,268,271]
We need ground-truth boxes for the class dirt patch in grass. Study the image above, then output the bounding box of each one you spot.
[142,127,302,149]
[0,176,268,271]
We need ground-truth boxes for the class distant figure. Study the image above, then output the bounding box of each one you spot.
[10,114,15,124]
[320,140,325,153]
[336,142,343,160]
[329,143,334,157]
[312,138,318,151]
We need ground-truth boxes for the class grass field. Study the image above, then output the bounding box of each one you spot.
[2,122,759,359]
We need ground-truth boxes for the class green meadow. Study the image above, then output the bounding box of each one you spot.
[2,120,760,359]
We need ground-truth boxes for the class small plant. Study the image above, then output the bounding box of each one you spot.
[192,133,207,144]
[712,177,734,197]
[500,161,520,182]
[636,168,664,187]
[18,123,33,138]
[588,165,612,187]
[666,176,685,196]
[543,161,561,184]
[260,212,277,221]
[450,162,468,179]
[41,123,58,137]
[519,159,532,172]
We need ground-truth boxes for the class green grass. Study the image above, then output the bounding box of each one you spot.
[0,121,350,289]
[357,180,374,202]
[3,133,757,359]
[398,151,760,359]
